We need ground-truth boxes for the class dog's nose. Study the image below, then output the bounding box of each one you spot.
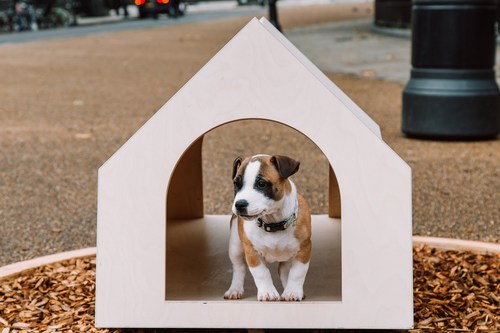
[234,199,249,213]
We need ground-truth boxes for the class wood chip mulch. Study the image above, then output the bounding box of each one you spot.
[0,246,499,333]
[412,246,499,332]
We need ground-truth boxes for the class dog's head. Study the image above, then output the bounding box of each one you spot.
[231,154,300,220]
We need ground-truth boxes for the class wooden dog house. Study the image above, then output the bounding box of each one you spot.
[96,18,413,329]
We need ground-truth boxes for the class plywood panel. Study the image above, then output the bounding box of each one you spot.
[167,137,204,219]
[328,166,341,218]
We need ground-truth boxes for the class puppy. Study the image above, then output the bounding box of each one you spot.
[224,154,311,301]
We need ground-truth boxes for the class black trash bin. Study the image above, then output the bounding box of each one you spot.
[402,0,500,139]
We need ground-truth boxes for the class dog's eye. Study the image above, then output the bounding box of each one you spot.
[256,180,268,188]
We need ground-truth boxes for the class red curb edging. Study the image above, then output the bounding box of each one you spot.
[412,236,500,254]
[0,247,97,280]
[1,237,498,280]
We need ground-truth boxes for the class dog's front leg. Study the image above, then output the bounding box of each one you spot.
[281,258,310,301]
[242,243,280,301]
[248,261,280,301]
[224,218,246,299]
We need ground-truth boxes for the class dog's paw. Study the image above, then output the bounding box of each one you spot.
[257,288,280,301]
[224,288,244,300]
[281,289,304,301]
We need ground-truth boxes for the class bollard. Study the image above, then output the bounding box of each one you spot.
[374,0,412,29]
[402,0,500,140]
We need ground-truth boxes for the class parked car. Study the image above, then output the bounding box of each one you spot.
[135,0,183,18]
[236,0,265,6]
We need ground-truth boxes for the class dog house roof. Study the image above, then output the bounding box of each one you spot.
[97,17,412,329]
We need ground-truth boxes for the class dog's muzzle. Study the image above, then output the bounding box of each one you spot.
[234,199,249,215]
[233,199,261,220]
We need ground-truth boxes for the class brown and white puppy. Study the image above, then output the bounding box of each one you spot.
[224,154,311,301]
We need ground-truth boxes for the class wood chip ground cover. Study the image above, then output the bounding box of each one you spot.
[0,246,498,332]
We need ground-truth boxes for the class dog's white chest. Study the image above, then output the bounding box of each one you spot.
[244,221,300,263]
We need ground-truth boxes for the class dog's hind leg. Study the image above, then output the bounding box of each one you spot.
[224,217,246,300]
[278,260,292,289]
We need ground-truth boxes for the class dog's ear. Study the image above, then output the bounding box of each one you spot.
[232,156,243,179]
[271,155,300,179]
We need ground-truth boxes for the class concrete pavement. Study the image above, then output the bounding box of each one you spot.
[286,18,500,84]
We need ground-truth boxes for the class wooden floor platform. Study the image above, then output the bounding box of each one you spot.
[166,215,342,302]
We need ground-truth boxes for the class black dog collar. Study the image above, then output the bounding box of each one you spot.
[257,214,296,232]
[256,200,298,233]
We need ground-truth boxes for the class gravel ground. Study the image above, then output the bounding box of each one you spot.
[0,1,498,267]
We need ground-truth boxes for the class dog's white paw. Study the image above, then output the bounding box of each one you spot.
[257,288,280,301]
[224,288,244,300]
[281,289,304,301]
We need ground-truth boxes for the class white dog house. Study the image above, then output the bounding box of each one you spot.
[96,18,413,329]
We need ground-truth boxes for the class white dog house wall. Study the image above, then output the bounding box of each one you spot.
[96,17,413,329]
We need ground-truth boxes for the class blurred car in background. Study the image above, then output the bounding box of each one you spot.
[134,0,183,18]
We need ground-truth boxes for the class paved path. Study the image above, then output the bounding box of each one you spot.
[286,18,500,84]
